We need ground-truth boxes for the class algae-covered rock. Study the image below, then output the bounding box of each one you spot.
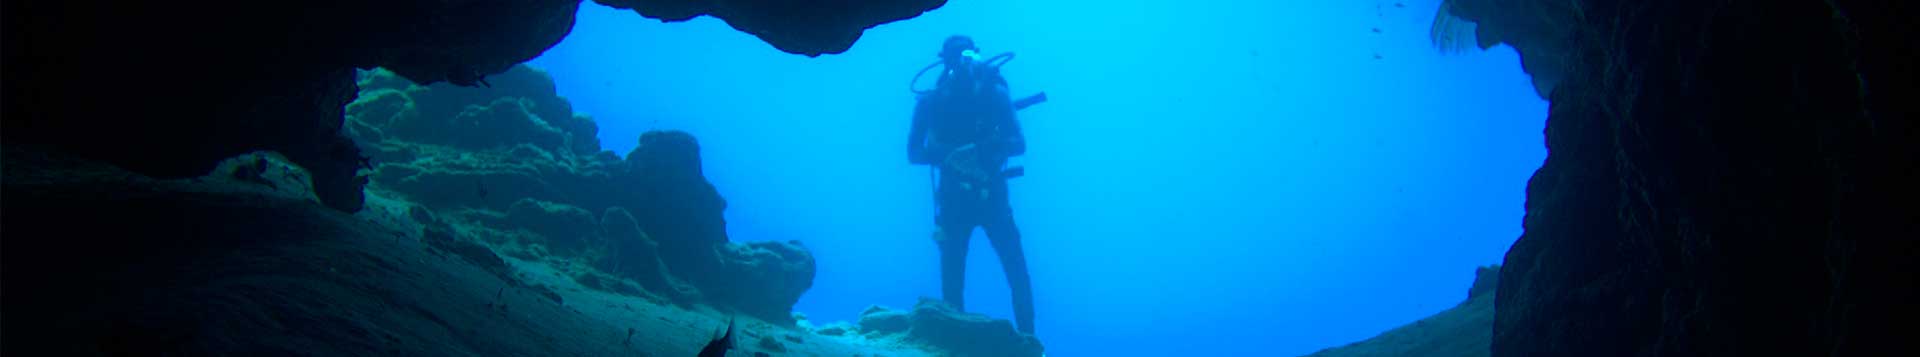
[857,305,910,334]
[598,206,682,298]
[816,322,855,336]
[205,151,320,203]
[622,130,731,282]
[505,198,598,251]
[389,96,569,151]
[345,87,416,129]
[710,240,816,324]
[905,298,1044,357]
[855,299,1044,357]
[350,66,597,156]
[366,148,630,214]
[347,66,811,333]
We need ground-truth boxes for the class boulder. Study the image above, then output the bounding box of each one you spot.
[204,151,321,203]
[857,298,1044,357]
[622,130,730,279]
[710,240,817,324]
[857,305,911,335]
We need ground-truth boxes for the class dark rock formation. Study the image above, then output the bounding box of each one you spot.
[346,63,816,321]
[1430,0,1576,99]
[1464,265,1498,301]
[0,0,584,213]
[856,298,1045,357]
[712,240,818,324]
[858,305,914,335]
[366,65,596,154]
[207,151,325,203]
[1303,266,1498,357]
[2,0,944,214]
[816,322,855,336]
[599,206,680,295]
[592,0,951,56]
[0,146,631,356]
[624,130,732,280]
[351,67,625,216]
[1443,1,1918,356]
[505,198,600,251]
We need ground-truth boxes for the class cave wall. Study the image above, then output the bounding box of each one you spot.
[0,0,945,212]
[1468,0,1917,355]
[0,0,584,212]
[346,65,817,322]
[592,0,949,56]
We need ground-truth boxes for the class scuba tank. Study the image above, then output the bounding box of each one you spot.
[911,50,1048,204]
[909,49,1047,174]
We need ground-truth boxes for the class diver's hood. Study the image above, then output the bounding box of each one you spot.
[911,51,1016,95]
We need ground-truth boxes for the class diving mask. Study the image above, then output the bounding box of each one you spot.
[959,49,983,63]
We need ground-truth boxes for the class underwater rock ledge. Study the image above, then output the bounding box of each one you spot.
[1302,266,1499,357]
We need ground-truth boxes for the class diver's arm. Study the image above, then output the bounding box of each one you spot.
[908,97,941,165]
[981,83,1026,158]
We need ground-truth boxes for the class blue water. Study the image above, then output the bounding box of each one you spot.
[530,1,1545,355]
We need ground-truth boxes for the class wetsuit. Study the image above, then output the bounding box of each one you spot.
[906,64,1034,334]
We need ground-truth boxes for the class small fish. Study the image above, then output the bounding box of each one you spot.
[476,180,490,202]
[1373,53,1384,60]
[697,318,735,357]
[1371,27,1382,34]
[1394,2,1406,8]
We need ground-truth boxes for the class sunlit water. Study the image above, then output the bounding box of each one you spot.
[530,1,1545,355]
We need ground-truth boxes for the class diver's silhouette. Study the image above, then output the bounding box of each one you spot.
[906,35,1039,334]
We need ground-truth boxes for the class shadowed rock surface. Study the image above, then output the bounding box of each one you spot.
[1,0,945,213]
[0,146,633,356]
[592,0,950,56]
[1303,266,1499,357]
[1429,0,1576,99]
[1438,1,1919,356]
[5,0,1916,356]
[347,65,809,319]
[856,298,1047,357]
[0,146,962,357]
[0,63,1048,356]
[712,240,819,325]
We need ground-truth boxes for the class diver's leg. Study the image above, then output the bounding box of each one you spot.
[983,213,1035,334]
[936,220,973,311]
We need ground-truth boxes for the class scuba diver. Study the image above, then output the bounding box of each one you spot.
[905,35,1044,334]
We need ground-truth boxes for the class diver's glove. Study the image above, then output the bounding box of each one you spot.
[942,143,990,181]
